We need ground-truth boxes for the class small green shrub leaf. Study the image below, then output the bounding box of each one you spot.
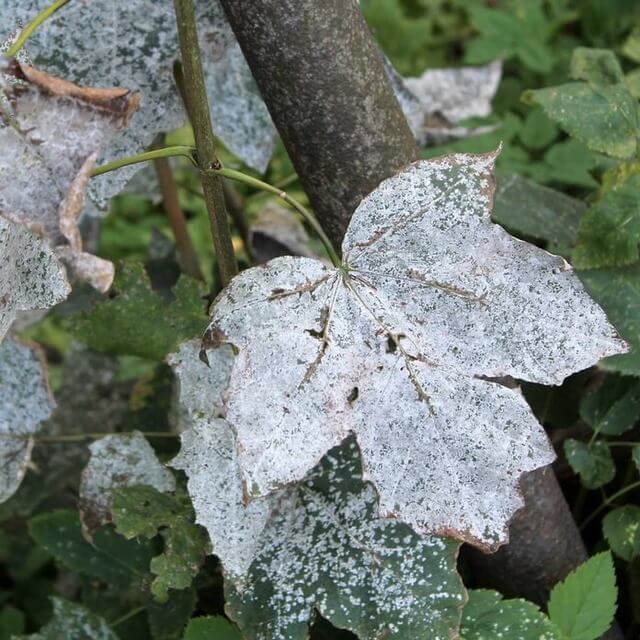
[547,551,617,640]
[579,376,640,436]
[564,440,615,489]
[603,506,640,562]
[183,616,241,640]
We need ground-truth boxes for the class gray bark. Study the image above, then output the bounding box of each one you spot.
[216,2,623,636]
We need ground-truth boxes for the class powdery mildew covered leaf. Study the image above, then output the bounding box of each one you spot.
[386,59,502,146]
[16,597,118,640]
[0,1,276,203]
[0,215,70,341]
[0,337,55,504]
[0,61,139,291]
[170,342,465,639]
[206,151,626,550]
[79,431,176,536]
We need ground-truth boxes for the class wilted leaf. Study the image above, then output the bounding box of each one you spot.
[387,58,502,146]
[249,204,316,263]
[460,589,559,640]
[564,439,615,489]
[492,173,585,249]
[579,375,640,436]
[169,342,465,639]
[29,508,153,588]
[205,151,624,549]
[0,215,70,341]
[547,552,618,640]
[0,337,54,504]
[111,485,208,603]
[79,432,176,536]
[603,506,640,562]
[183,616,241,640]
[579,265,640,376]
[68,263,207,361]
[15,597,117,640]
[524,48,640,158]
[574,174,640,269]
[0,60,138,291]
[0,1,276,204]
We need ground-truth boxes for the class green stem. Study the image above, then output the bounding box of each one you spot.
[173,0,238,287]
[109,606,146,629]
[4,0,71,59]
[0,431,178,444]
[215,167,340,267]
[90,146,196,178]
[580,480,640,530]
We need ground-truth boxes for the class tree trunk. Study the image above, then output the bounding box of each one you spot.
[217,2,622,636]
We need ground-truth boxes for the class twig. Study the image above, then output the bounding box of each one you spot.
[173,0,238,286]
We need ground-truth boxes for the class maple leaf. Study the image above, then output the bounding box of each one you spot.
[169,341,465,640]
[0,215,70,341]
[0,337,55,504]
[204,150,626,550]
[386,58,502,146]
[0,1,276,204]
[0,60,140,292]
[79,431,176,537]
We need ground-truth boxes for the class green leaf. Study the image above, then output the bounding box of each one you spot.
[564,440,615,489]
[547,551,618,640]
[460,589,559,640]
[579,375,640,435]
[578,265,640,376]
[15,597,117,640]
[67,263,207,361]
[465,1,555,74]
[111,486,208,603]
[519,108,558,150]
[574,175,640,269]
[603,506,640,562]
[621,27,640,63]
[183,616,241,640]
[524,48,640,158]
[28,509,152,588]
[147,587,197,640]
[0,605,24,640]
[526,140,598,189]
[492,173,585,250]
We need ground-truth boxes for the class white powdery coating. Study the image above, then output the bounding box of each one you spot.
[386,59,502,146]
[0,1,275,205]
[0,216,70,341]
[79,431,176,534]
[208,151,626,549]
[0,337,54,503]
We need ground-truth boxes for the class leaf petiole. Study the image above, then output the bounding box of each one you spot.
[90,146,197,177]
[4,0,71,59]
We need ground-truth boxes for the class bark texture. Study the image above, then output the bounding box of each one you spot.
[217,3,622,636]
[219,0,417,249]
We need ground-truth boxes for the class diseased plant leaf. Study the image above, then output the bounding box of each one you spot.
[169,342,466,640]
[603,506,640,562]
[29,509,153,588]
[574,174,640,269]
[68,263,207,361]
[0,215,70,341]
[0,61,138,291]
[548,551,618,640]
[205,151,624,549]
[0,1,276,204]
[492,173,585,249]
[524,48,640,159]
[460,589,559,640]
[0,337,54,504]
[579,375,640,436]
[15,597,118,640]
[111,485,208,603]
[183,616,241,640]
[579,265,640,376]
[79,432,176,536]
[387,58,502,146]
[564,439,615,489]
